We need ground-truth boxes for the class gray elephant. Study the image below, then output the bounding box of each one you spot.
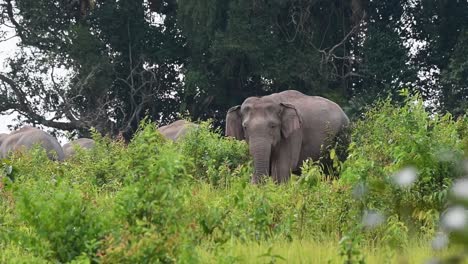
[62,138,95,159]
[0,133,8,141]
[158,120,198,142]
[226,90,349,184]
[0,126,65,161]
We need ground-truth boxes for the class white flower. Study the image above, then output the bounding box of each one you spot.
[362,210,384,229]
[392,166,418,188]
[431,232,449,250]
[451,178,468,200]
[441,206,467,231]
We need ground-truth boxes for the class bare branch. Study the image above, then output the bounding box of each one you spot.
[5,0,26,42]
[0,72,87,131]
[308,12,366,79]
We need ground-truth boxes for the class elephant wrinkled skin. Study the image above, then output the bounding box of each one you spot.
[62,138,95,159]
[158,120,198,142]
[0,126,65,161]
[226,90,349,184]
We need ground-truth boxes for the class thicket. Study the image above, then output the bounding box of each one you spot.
[0,95,467,263]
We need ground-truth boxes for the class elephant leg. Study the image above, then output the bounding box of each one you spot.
[270,148,291,184]
[270,130,303,183]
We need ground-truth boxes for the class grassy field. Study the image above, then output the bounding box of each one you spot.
[197,239,465,264]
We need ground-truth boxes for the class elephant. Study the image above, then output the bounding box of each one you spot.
[0,133,8,151]
[158,120,198,142]
[62,138,95,159]
[0,126,65,161]
[226,90,349,184]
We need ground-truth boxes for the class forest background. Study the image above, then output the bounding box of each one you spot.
[0,0,467,139]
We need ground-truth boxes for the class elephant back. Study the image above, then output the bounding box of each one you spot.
[2,127,65,161]
[292,95,348,127]
[62,138,95,158]
[158,120,197,141]
[0,133,9,159]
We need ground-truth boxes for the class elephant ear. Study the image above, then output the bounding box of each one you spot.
[225,105,244,140]
[280,103,302,139]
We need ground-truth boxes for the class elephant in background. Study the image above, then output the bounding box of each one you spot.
[158,120,198,142]
[0,126,65,161]
[0,133,8,142]
[226,90,349,184]
[62,138,95,159]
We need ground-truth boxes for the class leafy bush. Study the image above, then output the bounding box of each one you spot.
[64,129,128,191]
[187,163,357,248]
[341,92,466,241]
[99,121,198,263]
[179,120,250,185]
[0,154,113,263]
[0,243,50,264]
[12,179,111,262]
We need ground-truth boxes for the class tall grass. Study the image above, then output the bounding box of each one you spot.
[197,239,464,264]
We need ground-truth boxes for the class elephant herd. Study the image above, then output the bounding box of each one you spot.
[0,90,349,183]
[0,121,196,161]
[0,126,95,161]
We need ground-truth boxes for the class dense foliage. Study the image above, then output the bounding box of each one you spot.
[0,97,467,263]
[342,91,465,215]
[0,0,466,137]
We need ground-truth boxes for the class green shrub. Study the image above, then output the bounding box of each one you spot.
[179,120,250,185]
[0,243,50,264]
[188,169,356,248]
[0,134,119,263]
[294,172,358,240]
[455,115,468,155]
[341,92,466,242]
[189,179,292,244]
[64,130,128,191]
[12,177,111,262]
[99,121,198,263]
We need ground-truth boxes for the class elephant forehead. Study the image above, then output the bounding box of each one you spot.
[243,98,278,108]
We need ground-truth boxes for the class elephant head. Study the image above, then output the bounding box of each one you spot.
[226,97,302,184]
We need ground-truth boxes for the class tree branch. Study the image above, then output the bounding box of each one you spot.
[5,0,26,42]
[0,73,87,131]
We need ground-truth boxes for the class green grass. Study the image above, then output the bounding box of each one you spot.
[198,239,466,264]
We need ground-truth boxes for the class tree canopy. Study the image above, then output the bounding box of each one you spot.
[0,0,466,138]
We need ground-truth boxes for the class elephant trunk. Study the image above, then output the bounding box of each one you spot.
[249,137,272,184]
